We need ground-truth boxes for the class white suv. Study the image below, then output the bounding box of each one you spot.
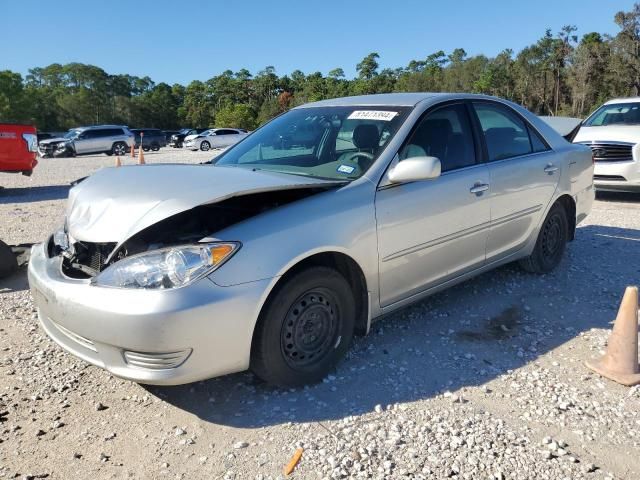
[574,98,640,192]
[46,125,134,158]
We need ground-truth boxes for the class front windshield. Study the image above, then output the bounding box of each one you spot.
[64,130,80,139]
[584,102,640,126]
[179,128,191,134]
[213,106,410,180]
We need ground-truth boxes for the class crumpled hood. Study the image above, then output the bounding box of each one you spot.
[183,134,201,142]
[66,164,341,244]
[39,137,68,145]
[574,125,640,145]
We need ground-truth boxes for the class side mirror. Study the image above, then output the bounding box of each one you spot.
[387,156,441,183]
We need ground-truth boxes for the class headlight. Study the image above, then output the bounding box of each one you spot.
[92,242,240,289]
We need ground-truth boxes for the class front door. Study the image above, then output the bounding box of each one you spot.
[375,102,491,307]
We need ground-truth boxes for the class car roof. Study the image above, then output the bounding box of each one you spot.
[295,92,510,108]
[76,125,127,131]
[605,97,640,105]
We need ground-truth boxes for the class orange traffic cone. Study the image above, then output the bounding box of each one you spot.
[115,156,122,167]
[586,286,640,386]
[130,143,136,158]
[138,147,145,165]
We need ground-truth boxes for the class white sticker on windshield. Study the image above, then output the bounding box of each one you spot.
[337,164,356,174]
[347,110,398,121]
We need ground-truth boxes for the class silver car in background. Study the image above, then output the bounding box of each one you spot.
[28,93,594,386]
[183,128,249,151]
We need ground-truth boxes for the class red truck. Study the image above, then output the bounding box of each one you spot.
[0,123,38,176]
[0,123,39,277]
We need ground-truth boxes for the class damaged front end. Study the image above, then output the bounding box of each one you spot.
[52,186,337,286]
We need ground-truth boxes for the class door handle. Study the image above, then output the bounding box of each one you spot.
[469,183,489,195]
[544,164,559,174]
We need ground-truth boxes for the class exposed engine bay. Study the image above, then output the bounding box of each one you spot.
[53,186,337,279]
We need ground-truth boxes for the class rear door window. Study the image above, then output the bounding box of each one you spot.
[472,102,534,161]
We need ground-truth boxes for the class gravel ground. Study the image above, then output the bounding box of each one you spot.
[1,148,640,479]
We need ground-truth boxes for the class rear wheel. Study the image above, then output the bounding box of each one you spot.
[519,202,569,273]
[251,267,355,386]
[200,141,211,151]
[151,143,160,151]
[111,142,127,156]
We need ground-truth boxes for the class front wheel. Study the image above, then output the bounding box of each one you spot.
[200,141,211,151]
[151,143,160,151]
[251,267,355,386]
[0,240,18,279]
[519,202,569,273]
[111,142,127,156]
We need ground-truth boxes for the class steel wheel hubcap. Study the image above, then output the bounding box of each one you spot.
[542,214,562,257]
[201,142,210,151]
[281,290,338,368]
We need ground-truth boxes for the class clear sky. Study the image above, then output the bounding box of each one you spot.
[1,0,633,85]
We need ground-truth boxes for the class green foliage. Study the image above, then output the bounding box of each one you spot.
[4,5,640,130]
[215,104,257,130]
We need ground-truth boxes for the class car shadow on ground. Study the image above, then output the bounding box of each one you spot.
[129,224,638,427]
[0,185,71,204]
[596,191,640,203]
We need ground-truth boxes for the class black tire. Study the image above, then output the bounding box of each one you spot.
[200,141,211,152]
[111,142,127,156]
[151,143,160,151]
[519,202,569,274]
[251,267,356,387]
[0,240,18,279]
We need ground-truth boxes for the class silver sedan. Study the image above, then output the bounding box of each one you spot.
[28,93,594,386]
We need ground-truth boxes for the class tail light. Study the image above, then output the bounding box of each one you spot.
[22,133,38,152]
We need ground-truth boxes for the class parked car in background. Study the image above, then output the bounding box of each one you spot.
[573,97,640,192]
[1,123,38,177]
[130,128,167,151]
[163,130,180,143]
[183,128,249,151]
[28,93,594,387]
[39,125,134,158]
[169,128,208,148]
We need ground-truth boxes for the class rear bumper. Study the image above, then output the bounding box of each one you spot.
[28,241,270,385]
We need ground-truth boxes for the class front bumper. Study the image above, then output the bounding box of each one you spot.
[594,160,640,192]
[27,242,270,385]
[183,140,197,149]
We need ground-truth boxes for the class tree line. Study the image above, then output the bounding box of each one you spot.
[2,4,640,132]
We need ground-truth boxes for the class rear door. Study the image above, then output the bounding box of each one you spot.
[211,129,240,147]
[375,102,491,307]
[470,101,559,261]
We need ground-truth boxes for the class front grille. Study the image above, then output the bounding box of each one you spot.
[579,142,634,162]
[123,349,192,370]
[77,241,115,272]
[594,174,627,181]
[62,241,117,278]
